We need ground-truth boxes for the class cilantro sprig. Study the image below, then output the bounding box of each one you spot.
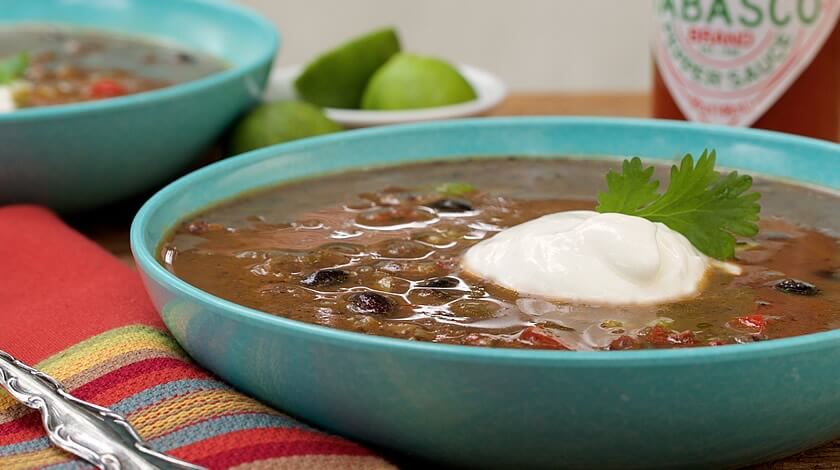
[0,52,29,85]
[596,150,761,260]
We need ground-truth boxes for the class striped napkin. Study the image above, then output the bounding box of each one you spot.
[0,205,394,469]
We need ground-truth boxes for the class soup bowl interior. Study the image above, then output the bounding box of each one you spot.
[0,0,279,211]
[132,117,840,470]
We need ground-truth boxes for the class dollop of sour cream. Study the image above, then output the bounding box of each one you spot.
[463,211,738,304]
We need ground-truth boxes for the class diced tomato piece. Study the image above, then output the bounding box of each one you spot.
[645,325,672,345]
[608,335,637,350]
[732,314,765,331]
[641,325,696,347]
[519,326,570,350]
[89,79,126,99]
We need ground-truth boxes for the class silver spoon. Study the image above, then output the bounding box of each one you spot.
[0,349,205,470]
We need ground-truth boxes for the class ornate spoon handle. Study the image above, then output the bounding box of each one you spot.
[0,349,206,470]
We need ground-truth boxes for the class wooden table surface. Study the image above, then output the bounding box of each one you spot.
[74,93,839,469]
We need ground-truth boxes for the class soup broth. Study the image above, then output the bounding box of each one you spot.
[161,158,840,351]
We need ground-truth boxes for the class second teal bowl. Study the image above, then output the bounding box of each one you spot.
[0,0,279,212]
[132,117,840,469]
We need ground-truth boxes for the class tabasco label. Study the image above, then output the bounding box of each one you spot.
[654,0,840,126]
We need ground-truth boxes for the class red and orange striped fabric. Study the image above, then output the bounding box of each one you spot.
[0,206,393,469]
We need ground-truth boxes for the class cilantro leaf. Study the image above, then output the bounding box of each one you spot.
[0,52,29,85]
[596,157,659,213]
[597,149,761,260]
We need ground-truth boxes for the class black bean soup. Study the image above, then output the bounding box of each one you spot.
[0,25,226,108]
[161,158,840,351]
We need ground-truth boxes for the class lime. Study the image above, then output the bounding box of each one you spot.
[294,27,400,109]
[361,53,477,110]
[229,101,342,155]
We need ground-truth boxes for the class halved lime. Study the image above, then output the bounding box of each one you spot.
[361,53,477,110]
[229,101,342,155]
[294,27,400,109]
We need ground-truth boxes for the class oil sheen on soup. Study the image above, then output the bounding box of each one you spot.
[161,158,840,351]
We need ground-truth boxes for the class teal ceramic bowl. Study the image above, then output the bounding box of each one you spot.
[132,118,840,469]
[0,0,278,212]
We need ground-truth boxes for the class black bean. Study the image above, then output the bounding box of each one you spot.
[774,278,819,296]
[301,269,348,287]
[418,276,461,288]
[347,292,393,315]
[427,198,473,213]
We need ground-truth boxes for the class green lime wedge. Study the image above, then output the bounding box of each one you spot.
[361,53,477,110]
[294,27,400,109]
[229,101,342,155]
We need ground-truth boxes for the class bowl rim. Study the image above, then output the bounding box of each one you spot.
[0,0,279,123]
[131,116,840,366]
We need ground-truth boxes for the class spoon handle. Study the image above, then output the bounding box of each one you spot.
[0,349,206,470]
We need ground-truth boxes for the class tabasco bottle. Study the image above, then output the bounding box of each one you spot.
[652,0,840,141]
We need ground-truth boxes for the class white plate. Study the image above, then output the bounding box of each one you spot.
[264,63,508,128]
